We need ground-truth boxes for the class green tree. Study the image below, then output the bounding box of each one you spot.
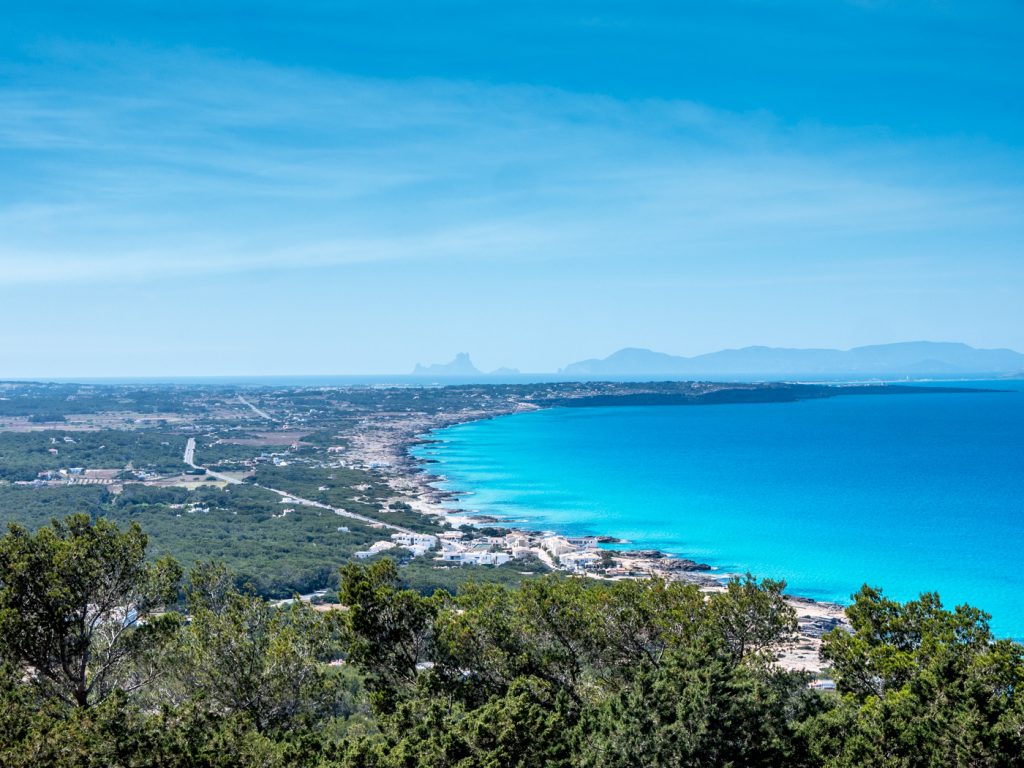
[340,566,813,767]
[707,573,797,664]
[577,644,814,768]
[180,562,351,733]
[340,677,574,768]
[802,586,1024,767]
[339,558,438,712]
[0,514,181,708]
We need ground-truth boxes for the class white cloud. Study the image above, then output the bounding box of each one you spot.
[1,45,1022,286]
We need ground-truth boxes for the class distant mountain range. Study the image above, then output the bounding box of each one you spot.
[411,343,1024,379]
[560,342,1024,378]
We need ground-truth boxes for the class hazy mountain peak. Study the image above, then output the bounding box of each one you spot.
[561,342,1024,378]
[412,353,481,376]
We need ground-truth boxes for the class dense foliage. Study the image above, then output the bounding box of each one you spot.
[0,465,542,599]
[0,430,188,481]
[0,482,381,597]
[1,516,1023,767]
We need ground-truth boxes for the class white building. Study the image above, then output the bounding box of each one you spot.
[390,532,438,557]
[391,532,438,548]
[541,536,576,557]
[437,550,511,566]
[559,551,602,571]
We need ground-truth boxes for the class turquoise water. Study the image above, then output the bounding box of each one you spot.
[413,382,1024,638]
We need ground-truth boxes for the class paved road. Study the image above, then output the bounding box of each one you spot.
[259,485,417,535]
[238,394,275,421]
[184,437,413,534]
[183,436,241,484]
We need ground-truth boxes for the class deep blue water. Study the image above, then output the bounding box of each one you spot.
[413,382,1024,638]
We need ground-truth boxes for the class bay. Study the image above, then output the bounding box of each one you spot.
[414,381,1024,638]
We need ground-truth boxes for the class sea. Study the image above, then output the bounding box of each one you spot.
[412,381,1024,638]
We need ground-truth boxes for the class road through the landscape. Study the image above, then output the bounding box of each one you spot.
[238,394,276,421]
[183,437,415,535]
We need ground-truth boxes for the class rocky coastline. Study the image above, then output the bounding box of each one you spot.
[338,400,849,674]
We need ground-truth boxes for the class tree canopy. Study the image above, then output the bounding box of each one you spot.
[0,514,181,707]
[1,516,1023,767]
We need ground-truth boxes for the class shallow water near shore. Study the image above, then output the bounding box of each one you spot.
[413,381,1024,638]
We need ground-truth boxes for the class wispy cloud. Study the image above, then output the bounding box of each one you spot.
[1,45,1022,286]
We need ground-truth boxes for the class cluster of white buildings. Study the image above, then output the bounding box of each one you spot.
[353,531,438,560]
[390,531,438,557]
[18,467,121,488]
[432,530,606,572]
[539,535,604,572]
[434,530,511,566]
[350,527,610,575]
[437,546,512,566]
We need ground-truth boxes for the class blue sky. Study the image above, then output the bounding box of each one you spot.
[1,1,1022,376]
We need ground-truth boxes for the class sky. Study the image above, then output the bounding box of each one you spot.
[1,1,1022,376]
